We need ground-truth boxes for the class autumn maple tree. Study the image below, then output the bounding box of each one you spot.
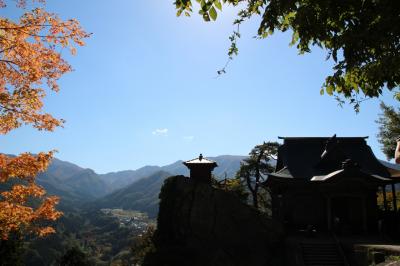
[0,0,89,239]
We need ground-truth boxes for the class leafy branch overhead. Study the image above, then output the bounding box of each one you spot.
[175,0,400,108]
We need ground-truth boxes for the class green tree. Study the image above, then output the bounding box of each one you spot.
[236,141,279,210]
[0,232,23,266]
[59,246,93,266]
[174,0,400,110]
[376,102,400,160]
[131,226,156,266]
[213,175,249,203]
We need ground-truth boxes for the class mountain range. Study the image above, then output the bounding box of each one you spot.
[36,155,247,214]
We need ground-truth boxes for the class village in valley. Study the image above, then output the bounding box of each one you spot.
[100,209,155,230]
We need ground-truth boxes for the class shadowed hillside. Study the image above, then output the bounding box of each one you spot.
[36,158,110,207]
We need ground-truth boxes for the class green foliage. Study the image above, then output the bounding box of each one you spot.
[175,0,400,110]
[0,233,23,266]
[213,176,249,203]
[387,255,400,262]
[131,227,156,266]
[175,0,224,21]
[376,102,400,160]
[60,246,93,266]
[21,209,146,265]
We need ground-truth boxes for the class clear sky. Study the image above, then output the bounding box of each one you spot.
[1,0,398,173]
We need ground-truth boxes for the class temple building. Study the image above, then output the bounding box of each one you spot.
[265,136,400,234]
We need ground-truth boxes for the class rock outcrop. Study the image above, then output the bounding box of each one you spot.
[144,175,284,266]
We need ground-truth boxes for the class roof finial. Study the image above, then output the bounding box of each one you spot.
[199,153,203,161]
[321,134,338,158]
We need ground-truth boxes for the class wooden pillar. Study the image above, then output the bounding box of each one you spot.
[362,196,367,233]
[278,194,284,221]
[383,185,388,211]
[327,196,332,231]
[392,183,397,212]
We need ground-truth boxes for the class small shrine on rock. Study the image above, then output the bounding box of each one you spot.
[183,154,218,184]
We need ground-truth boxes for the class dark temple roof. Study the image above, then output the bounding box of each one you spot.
[271,136,391,181]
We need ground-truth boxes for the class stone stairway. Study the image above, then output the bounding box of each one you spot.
[301,241,346,266]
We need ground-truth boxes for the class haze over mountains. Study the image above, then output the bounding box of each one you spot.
[36,155,247,215]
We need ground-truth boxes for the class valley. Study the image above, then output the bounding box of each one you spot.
[17,155,247,265]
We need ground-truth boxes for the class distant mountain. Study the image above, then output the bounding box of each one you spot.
[33,155,247,212]
[91,171,172,218]
[44,158,87,180]
[91,156,248,217]
[36,158,110,207]
[99,165,161,191]
[210,155,249,177]
[99,155,248,191]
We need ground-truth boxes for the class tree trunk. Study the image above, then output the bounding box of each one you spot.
[395,138,400,164]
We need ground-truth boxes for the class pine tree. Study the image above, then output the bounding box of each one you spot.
[376,102,400,160]
[236,142,279,210]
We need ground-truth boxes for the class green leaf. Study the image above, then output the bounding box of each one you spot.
[326,85,334,95]
[214,0,222,11]
[290,31,299,46]
[395,92,400,101]
[320,89,325,95]
[209,6,217,21]
[200,0,206,10]
[205,1,213,10]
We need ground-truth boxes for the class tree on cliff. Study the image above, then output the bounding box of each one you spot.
[0,0,89,239]
[236,142,279,209]
[174,0,400,110]
[376,102,400,160]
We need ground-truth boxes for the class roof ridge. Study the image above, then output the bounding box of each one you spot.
[278,136,368,139]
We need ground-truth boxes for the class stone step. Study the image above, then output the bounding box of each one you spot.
[301,241,345,266]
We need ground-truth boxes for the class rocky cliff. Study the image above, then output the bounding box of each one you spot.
[144,175,284,266]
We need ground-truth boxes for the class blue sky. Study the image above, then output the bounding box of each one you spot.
[1,0,398,173]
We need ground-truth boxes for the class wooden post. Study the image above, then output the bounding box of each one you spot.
[383,185,388,211]
[362,196,367,233]
[392,183,397,212]
[327,196,332,231]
